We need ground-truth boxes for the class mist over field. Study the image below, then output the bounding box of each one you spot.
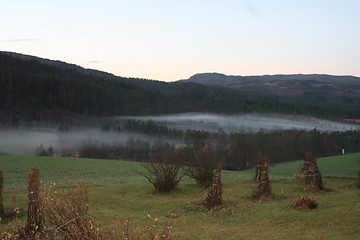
[0,128,159,155]
[1,113,359,155]
[114,113,360,133]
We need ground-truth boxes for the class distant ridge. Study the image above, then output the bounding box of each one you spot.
[181,72,360,85]
[179,72,360,100]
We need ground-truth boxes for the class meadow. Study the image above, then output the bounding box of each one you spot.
[1,153,360,239]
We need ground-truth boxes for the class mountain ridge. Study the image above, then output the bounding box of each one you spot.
[182,72,360,84]
[179,72,360,102]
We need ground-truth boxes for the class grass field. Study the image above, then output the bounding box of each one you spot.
[1,153,359,189]
[1,153,360,239]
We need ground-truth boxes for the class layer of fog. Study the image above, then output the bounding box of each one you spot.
[113,113,360,133]
[1,113,359,155]
[0,128,170,155]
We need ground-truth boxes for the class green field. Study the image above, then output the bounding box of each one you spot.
[1,153,360,239]
[1,153,359,189]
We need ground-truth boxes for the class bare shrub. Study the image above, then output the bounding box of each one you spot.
[252,155,272,200]
[139,151,184,193]
[303,153,323,190]
[24,167,44,237]
[184,146,217,186]
[294,196,318,209]
[203,163,223,209]
[40,181,100,239]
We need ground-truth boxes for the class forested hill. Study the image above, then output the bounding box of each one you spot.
[180,73,360,108]
[0,51,359,124]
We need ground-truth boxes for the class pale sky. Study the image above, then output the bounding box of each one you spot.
[1,0,360,82]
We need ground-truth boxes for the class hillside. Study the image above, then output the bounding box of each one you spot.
[1,51,360,124]
[1,154,360,239]
[181,72,360,109]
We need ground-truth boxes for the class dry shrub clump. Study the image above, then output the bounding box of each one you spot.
[1,168,174,240]
[140,151,184,193]
[252,155,272,200]
[203,163,223,209]
[294,196,318,210]
[303,153,324,190]
[40,181,100,239]
[185,146,217,186]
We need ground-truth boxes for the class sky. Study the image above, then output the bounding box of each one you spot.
[1,0,360,82]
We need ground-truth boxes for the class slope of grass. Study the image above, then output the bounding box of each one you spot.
[0,155,144,189]
[2,177,360,239]
[1,153,360,239]
[1,152,359,189]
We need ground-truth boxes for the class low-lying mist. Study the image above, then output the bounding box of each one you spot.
[111,113,360,132]
[0,128,168,155]
[1,113,359,155]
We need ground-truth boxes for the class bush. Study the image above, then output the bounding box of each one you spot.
[139,151,184,193]
[184,146,217,186]
[40,181,100,239]
[3,179,174,239]
[203,163,223,209]
[294,196,318,209]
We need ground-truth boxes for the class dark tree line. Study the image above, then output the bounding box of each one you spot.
[1,52,360,126]
[69,128,360,171]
